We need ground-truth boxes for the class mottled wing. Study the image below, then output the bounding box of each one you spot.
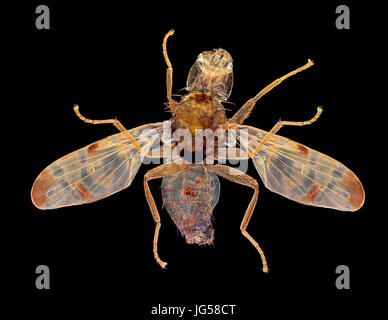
[31,122,163,209]
[236,125,364,211]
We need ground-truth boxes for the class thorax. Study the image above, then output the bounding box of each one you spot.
[172,92,227,134]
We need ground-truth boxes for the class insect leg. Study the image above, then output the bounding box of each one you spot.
[163,29,175,105]
[146,142,178,160]
[206,164,268,273]
[73,105,153,157]
[216,148,249,162]
[248,107,322,158]
[144,162,191,268]
[228,60,314,125]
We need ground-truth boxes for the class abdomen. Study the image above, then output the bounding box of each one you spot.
[161,165,220,245]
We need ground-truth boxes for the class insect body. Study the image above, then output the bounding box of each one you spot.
[31,30,364,272]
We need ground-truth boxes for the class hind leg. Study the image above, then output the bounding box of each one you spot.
[206,164,268,272]
[144,162,191,268]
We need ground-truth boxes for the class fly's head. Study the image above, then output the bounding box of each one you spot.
[186,48,233,101]
[184,219,214,245]
[197,49,233,73]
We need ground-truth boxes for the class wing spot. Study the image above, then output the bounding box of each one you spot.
[296,144,309,155]
[332,169,344,179]
[341,173,365,210]
[31,171,54,208]
[306,183,322,203]
[73,182,91,201]
[87,142,99,154]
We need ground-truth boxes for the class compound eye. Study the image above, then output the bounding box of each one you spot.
[225,60,233,73]
[196,53,207,71]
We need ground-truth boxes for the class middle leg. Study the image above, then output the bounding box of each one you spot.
[73,105,147,156]
[248,106,322,158]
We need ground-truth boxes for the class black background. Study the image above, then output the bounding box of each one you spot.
[7,1,382,317]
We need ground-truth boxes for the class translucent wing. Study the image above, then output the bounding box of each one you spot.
[31,122,163,210]
[236,125,365,211]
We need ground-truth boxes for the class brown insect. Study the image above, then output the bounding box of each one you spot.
[31,30,365,272]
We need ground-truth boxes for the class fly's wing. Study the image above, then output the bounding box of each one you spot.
[31,122,163,209]
[235,125,365,211]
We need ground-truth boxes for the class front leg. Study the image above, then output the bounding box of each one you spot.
[228,60,314,125]
[162,30,175,105]
[248,106,322,158]
[73,105,148,156]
